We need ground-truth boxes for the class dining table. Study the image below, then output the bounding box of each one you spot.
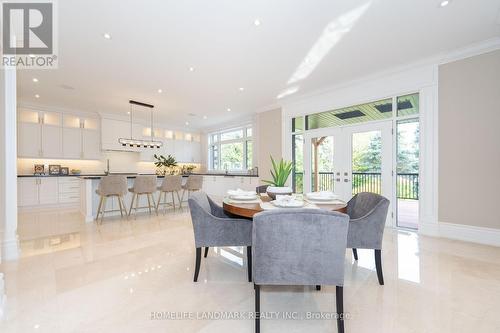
[223,195,348,219]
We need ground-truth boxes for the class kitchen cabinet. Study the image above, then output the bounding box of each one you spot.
[101,118,142,151]
[201,175,259,197]
[18,177,81,207]
[17,109,62,158]
[63,127,82,158]
[18,177,59,207]
[82,128,101,159]
[18,109,100,159]
[39,178,59,204]
[62,114,101,159]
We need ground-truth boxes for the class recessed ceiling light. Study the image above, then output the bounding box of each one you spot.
[440,0,450,7]
[103,33,112,40]
[254,19,261,26]
[32,78,38,82]
[35,94,40,98]
[227,108,231,112]
[157,89,163,93]
[185,121,189,126]
[29,54,35,58]
[239,87,244,91]
[127,111,130,115]
[189,67,195,72]
[203,115,207,119]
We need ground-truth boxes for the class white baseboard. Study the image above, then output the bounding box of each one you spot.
[420,221,500,247]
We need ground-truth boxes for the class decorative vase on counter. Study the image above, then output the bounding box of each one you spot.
[266,186,293,200]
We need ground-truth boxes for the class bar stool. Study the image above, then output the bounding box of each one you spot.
[95,175,128,224]
[156,175,183,213]
[180,175,203,208]
[128,175,158,216]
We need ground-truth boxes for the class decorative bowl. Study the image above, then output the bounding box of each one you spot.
[266,186,293,200]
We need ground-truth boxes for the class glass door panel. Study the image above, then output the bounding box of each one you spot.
[396,118,420,229]
[310,136,335,192]
[351,130,382,196]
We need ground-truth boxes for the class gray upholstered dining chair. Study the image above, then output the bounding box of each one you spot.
[252,209,349,333]
[188,192,253,282]
[346,192,390,285]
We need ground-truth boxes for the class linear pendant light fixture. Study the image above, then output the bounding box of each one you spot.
[118,100,163,149]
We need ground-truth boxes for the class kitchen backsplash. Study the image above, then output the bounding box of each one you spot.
[17,151,201,175]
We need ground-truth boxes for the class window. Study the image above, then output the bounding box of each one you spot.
[209,125,252,171]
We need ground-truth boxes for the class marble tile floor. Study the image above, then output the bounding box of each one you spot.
[1,207,500,333]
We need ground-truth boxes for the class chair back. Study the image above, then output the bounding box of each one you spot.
[252,209,349,286]
[255,185,269,194]
[131,175,157,193]
[185,175,203,190]
[98,175,128,196]
[159,175,182,192]
[347,192,389,219]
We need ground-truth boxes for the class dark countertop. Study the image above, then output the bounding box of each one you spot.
[18,172,259,179]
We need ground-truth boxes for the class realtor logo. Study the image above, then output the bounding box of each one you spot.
[1,1,58,68]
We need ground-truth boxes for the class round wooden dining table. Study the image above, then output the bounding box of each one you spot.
[223,195,348,219]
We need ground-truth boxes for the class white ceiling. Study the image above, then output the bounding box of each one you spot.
[17,0,500,129]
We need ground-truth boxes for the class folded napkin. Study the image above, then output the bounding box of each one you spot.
[227,188,257,197]
[305,191,339,200]
[260,201,319,210]
[225,198,262,204]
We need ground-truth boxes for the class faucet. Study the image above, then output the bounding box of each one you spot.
[104,159,110,175]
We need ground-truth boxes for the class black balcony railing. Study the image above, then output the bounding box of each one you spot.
[293,172,419,200]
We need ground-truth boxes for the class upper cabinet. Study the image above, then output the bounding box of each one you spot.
[18,108,101,160]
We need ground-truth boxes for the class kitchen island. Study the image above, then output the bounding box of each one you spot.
[79,173,259,222]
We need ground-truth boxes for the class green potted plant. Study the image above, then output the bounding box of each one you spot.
[262,156,293,199]
[154,154,178,175]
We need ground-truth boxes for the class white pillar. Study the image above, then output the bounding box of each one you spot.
[1,64,19,261]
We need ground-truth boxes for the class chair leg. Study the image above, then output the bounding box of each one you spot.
[180,189,186,208]
[374,249,384,285]
[128,194,136,216]
[247,246,252,282]
[156,192,162,211]
[95,196,103,221]
[194,247,201,282]
[316,285,321,291]
[100,197,107,224]
[352,248,358,260]
[336,286,344,333]
[255,284,260,333]
[171,192,176,211]
[147,194,152,214]
[176,190,182,209]
[204,247,209,258]
[151,193,158,215]
[117,196,124,218]
[120,196,128,219]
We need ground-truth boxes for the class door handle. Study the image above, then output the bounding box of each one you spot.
[343,179,350,182]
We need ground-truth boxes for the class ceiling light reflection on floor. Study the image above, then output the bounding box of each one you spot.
[287,2,371,85]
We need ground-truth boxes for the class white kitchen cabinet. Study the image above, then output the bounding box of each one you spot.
[201,175,259,197]
[58,178,81,204]
[63,127,82,158]
[101,118,142,151]
[190,141,201,163]
[162,138,175,156]
[41,125,63,158]
[18,122,42,157]
[18,177,59,207]
[18,178,39,206]
[82,128,101,159]
[39,178,59,204]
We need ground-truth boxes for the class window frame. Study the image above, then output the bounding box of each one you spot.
[208,125,253,172]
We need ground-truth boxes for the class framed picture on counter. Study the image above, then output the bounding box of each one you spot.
[60,167,69,176]
[49,165,61,175]
[34,164,45,175]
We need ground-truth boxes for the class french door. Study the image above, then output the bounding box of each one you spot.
[303,121,393,225]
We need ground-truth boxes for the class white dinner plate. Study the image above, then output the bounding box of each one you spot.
[229,195,259,201]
